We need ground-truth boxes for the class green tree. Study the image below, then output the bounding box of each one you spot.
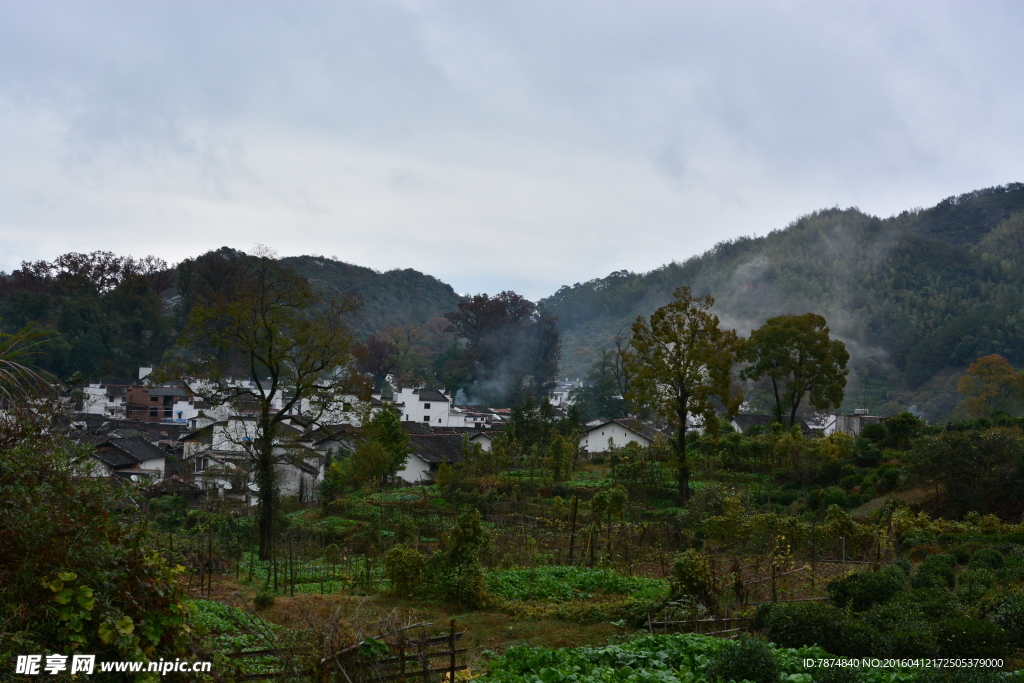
[956,354,1024,418]
[569,348,627,421]
[356,405,412,486]
[741,313,850,427]
[0,251,172,379]
[907,429,1024,518]
[166,247,364,559]
[443,291,560,404]
[545,433,577,484]
[883,411,924,449]
[0,412,186,665]
[438,507,488,608]
[624,287,742,503]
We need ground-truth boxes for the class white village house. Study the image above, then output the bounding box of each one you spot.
[579,417,664,453]
[395,433,465,484]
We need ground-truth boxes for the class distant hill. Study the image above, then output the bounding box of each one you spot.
[541,183,1024,421]
[0,249,464,382]
[280,256,464,336]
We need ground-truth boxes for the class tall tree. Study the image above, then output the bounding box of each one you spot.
[741,313,850,427]
[357,335,400,393]
[0,251,171,379]
[443,291,560,405]
[165,248,365,559]
[956,354,1024,418]
[624,287,742,504]
[570,348,628,421]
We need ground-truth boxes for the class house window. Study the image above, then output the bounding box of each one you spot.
[150,409,157,417]
[423,403,431,409]
[151,396,159,402]
[423,416,430,423]
[195,457,206,473]
[438,418,441,423]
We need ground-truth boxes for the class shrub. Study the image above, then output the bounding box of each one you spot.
[948,543,972,565]
[902,588,963,622]
[0,420,187,666]
[990,591,1024,647]
[253,591,276,610]
[866,601,937,658]
[436,507,488,608]
[955,568,998,603]
[911,554,956,590]
[861,423,887,444]
[908,543,941,562]
[827,564,907,612]
[876,465,901,492]
[670,549,716,608]
[934,617,1007,658]
[383,545,425,598]
[706,636,779,683]
[970,547,1005,570]
[821,486,849,509]
[759,601,848,653]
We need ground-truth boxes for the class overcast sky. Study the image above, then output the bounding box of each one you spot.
[1,1,1022,299]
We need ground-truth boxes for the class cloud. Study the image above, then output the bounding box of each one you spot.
[0,0,1021,299]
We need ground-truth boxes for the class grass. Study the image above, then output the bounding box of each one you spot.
[486,566,668,603]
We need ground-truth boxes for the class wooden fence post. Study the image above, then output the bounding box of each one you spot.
[567,496,578,565]
[399,629,407,683]
[449,619,457,683]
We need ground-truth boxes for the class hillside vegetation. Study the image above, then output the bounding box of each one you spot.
[279,256,463,337]
[543,183,1024,421]
[0,249,463,381]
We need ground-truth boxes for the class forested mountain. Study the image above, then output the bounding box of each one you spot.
[279,256,463,336]
[0,249,463,382]
[542,183,1024,421]
[4,184,1023,420]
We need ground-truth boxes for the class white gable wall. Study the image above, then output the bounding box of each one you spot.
[580,423,652,453]
[395,453,433,484]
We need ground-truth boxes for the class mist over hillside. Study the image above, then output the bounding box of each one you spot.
[542,183,1024,421]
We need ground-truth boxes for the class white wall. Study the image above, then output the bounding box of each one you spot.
[580,424,651,453]
[395,453,432,484]
[394,388,452,425]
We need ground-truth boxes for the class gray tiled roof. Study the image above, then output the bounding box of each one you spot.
[416,389,450,403]
[408,434,464,464]
[94,448,138,469]
[99,436,167,464]
[584,417,663,442]
[731,414,776,433]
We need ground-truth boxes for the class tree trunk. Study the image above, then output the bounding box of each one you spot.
[676,402,690,505]
[256,428,278,561]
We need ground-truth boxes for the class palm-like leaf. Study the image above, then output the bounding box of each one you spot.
[0,323,54,404]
